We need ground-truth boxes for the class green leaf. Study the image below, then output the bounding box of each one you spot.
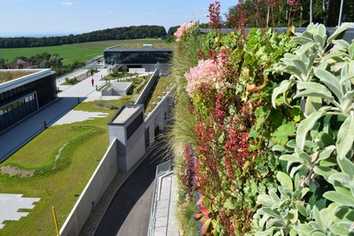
[337,157,354,177]
[331,221,353,235]
[327,23,354,45]
[272,80,293,108]
[336,115,354,159]
[280,154,304,172]
[224,198,236,210]
[296,109,327,151]
[271,122,296,145]
[318,145,335,161]
[314,68,343,100]
[324,190,354,207]
[294,81,334,100]
[276,172,293,192]
[304,96,322,116]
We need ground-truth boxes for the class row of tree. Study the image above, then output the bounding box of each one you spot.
[0,53,84,76]
[226,0,354,28]
[0,25,167,48]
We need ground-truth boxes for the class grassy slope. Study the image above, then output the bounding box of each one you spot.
[0,98,131,236]
[0,39,174,65]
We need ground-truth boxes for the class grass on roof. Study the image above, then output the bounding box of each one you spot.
[145,76,174,113]
[0,71,34,83]
[0,97,131,236]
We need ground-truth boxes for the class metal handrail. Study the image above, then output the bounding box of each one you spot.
[147,160,173,236]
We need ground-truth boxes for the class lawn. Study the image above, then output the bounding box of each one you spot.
[0,39,174,65]
[0,97,131,236]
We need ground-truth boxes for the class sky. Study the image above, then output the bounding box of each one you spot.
[0,0,237,37]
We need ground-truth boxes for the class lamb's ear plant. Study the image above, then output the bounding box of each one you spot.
[252,172,310,236]
[254,23,354,236]
[272,23,354,113]
[294,203,354,235]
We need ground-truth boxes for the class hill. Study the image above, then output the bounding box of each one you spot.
[0,39,174,65]
[0,25,167,48]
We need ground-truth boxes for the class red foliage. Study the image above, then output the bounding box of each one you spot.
[208,0,221,29]
[194,121,219,176]
[219,210,235,236]
[224,126,250,168]
[267,0,278,6]
[236,4,247,34]
[214,92,226,123]
[182,144,195,195]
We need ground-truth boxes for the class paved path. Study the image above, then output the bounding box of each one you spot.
[0,69,109,162]
[94,140,170,236]
[151,173,178,236]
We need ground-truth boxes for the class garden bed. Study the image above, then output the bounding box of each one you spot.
[171,19,354,236]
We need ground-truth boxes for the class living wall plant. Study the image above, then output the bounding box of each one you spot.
[253,23,354,236]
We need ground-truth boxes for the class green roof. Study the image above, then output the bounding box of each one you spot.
[0,70,36,84]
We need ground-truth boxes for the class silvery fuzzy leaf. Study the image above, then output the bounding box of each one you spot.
[336,115,354,159]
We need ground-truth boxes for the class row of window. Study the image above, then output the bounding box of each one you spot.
[105,52,172,65]
[0,93,37,116]
[0,83,31,105]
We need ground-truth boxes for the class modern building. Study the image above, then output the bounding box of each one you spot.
[104,47,173,74]
[0,69,57,132]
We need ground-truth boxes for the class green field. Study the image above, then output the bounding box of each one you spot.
[0,98,131,236]
[0,39,174,65]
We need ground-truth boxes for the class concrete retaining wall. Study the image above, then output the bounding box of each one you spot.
[59,139,119,236]
[135,69,160,107]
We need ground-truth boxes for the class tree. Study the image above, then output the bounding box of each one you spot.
[0,25,167,48]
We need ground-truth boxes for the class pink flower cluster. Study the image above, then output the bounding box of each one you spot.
[185,52,227,96]
[287,0,299,6]
[174,21,197,42]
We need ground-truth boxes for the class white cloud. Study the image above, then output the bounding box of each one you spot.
[61,1,73,6]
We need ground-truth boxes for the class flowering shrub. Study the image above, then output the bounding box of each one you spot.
[185,53,226,96]
[174,21,198,42]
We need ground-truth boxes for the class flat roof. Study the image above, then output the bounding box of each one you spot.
[105,47,172,53]
[113,106,141,124]
[0,70,38,84]
[0,69,55,94]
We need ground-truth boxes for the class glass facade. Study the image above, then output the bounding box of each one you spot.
[104,50,172,66]
[0,74,57,132]
[0,92,37,131]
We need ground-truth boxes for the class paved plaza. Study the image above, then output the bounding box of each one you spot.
[54,111,108,126]
[0,194,40,229]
